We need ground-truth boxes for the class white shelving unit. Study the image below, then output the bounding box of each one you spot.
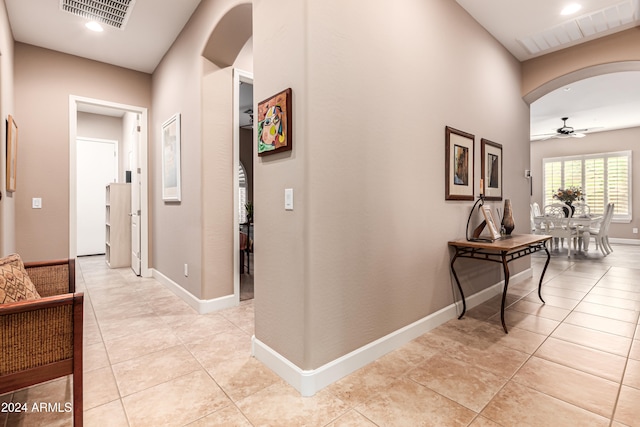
[105,183,131,268]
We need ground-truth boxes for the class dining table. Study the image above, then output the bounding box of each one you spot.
[534,214,603,252]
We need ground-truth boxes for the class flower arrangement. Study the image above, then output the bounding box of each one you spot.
[553,186,584,204]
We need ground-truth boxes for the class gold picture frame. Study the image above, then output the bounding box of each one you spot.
[6,115,18,192]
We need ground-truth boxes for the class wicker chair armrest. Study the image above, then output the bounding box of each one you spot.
[24,259,75,297]
[0,293,83,378]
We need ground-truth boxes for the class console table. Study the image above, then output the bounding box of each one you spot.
[448,234,551,333]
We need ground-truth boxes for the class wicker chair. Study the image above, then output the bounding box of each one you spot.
[0,259,83,426]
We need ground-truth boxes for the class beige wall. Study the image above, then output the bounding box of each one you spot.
[0,0,15,255]
[253,0,531,369]
[531,126,640,241]
[151,0,251,300]
[13,43,151,262]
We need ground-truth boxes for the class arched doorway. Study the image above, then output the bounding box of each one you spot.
[200,3,253,305]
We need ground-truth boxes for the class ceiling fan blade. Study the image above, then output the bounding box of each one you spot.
[531,133,560,141]
[571,133,586,138]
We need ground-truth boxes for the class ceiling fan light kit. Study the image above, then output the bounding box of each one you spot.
[533,117,589,140]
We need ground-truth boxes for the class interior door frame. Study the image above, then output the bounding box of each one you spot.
[233,69,253,300]
[69,95,151,277]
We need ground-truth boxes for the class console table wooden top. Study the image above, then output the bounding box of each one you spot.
[448,234,551,251]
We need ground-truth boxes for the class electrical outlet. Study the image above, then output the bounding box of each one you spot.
[633,228,638,234]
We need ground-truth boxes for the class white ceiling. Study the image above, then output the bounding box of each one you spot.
[455,0,640,140]
[4,0,640,139]
[5,0,202,74]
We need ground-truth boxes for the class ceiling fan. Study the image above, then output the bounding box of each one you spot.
[533,117,589,140]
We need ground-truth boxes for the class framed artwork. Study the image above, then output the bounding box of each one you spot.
[161,113,181,202]
[481,205,501,240]
[6,115,18,192]
[445,126,474,201]
[481,138,502,201]
[257,88,292,156]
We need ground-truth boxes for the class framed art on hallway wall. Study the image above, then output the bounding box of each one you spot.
[257,88,292,157]
[445,126,474,201]
[6,115,18,192]
[161,113,181,202]
[481,138,502,201]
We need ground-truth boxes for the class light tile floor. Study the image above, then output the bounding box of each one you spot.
[2,244,640,426]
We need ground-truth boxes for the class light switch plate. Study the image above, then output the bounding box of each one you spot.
[32,198,42,209]
[285,188,294,210]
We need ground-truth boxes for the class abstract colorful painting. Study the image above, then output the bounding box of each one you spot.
[257,88,292,156]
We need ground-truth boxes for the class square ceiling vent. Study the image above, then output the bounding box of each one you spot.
[518,0,640,55]
[60,0,136,30]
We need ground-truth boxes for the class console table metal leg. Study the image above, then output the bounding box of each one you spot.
[538,245,551,303]
[450,251,466,319]
[500,251,510,334]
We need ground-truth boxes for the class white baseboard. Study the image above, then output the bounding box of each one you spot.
[253,268,532,396]
[151,268,238,314]
[609,238,640,246]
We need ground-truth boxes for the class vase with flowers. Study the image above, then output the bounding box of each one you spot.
[553,186,584,217]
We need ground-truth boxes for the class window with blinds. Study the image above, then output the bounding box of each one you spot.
[543,151,632,222]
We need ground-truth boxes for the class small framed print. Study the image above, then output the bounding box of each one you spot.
[445,126,475,201]
[481,138,502,201]
[481,205,501,240]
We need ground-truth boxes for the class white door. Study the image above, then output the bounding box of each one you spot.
[130,115,142,275]
[77,138,117,256]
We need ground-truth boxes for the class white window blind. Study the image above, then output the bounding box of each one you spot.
[543,151,632,222]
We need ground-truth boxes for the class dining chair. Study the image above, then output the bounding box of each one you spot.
[581,203,614,255]
[542,203,578,255]
[543,202,569,217]
[572,201,590,217]
[532,202,541,217]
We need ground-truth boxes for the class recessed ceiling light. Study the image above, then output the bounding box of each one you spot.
[561,3,582,16]
[85,21,104,32]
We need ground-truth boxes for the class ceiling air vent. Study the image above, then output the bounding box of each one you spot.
[517,0,639,55]
[60,0,137,30]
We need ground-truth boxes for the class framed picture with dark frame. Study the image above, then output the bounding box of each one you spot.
[161,113,181,202]
[445,126,474,201]
[481,138,502,201]
[257,88,292,156]
[6,115,18,192]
